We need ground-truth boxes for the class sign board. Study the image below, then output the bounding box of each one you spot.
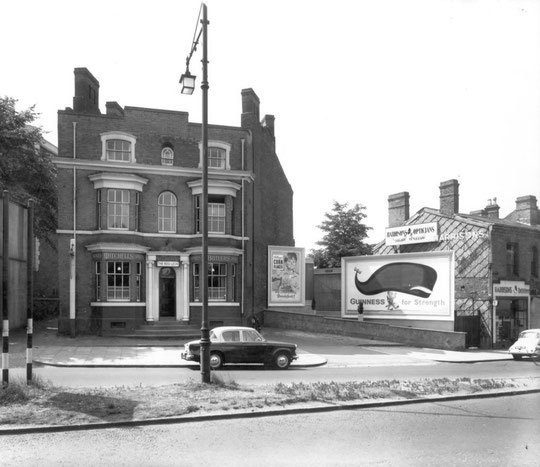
[493,281,530,297]
[342,251,454,321]
[268,246,305,307]
[157,261,179,267]
[385,222,439,246]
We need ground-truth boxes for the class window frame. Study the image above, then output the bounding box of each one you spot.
[192,262,228,302]
[101,132,137,163]
[161,147,174,166]
[198,140,231,170]
[107,189,130,230]
[106,261,131,301]
[158,191,177,233]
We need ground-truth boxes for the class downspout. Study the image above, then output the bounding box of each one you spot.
[69,122,77,336]
[488,224,494,348]
[241,138,245,318]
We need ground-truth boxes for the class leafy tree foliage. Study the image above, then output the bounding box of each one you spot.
[310,201,372,268]
[0,97,57,242]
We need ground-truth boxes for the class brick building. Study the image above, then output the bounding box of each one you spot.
[54,68,293,335]
[375,179,540,348]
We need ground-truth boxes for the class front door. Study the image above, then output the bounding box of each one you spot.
[159,267,176,317]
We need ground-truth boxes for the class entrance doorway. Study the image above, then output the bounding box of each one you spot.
[159,267,176,317]
[495,298,528,348]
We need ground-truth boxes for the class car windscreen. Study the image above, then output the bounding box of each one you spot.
[519,331,540,339]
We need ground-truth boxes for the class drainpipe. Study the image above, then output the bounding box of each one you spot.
[488,224,494,348]
[241,138,245,318]
[69,122,77,336]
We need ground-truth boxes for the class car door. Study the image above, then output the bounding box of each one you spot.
[241,329,266,363]
[220,330,242,362]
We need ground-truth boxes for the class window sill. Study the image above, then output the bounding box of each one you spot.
[189,302,240,307]
[91,302,146,307]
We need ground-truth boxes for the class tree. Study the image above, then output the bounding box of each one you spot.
[0,97,57,243]
[310,201,372,268]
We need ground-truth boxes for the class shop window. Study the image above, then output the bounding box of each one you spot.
[107,189,130,229]
[136,262,142,301]
[101,132,136,162]
[193,262,227,301]
[158,191,177,232]
[107,261,130,300]
[532,246,539,278]
[161,147,174,166]
[506,242,519,276]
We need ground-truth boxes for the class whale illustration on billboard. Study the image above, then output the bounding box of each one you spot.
[354,262,438,298]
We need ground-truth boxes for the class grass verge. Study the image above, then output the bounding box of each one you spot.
[0,376,535,429]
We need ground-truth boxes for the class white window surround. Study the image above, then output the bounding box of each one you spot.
[101,131,137,163]
[187,179,240,197]
[198,140,231,170]
[89,173,148,192]
[161,147,174,165]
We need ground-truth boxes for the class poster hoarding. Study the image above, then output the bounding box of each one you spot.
[268,246,305,306]
[342,251,454,321]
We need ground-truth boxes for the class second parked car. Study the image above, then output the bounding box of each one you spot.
[181,326,298,370]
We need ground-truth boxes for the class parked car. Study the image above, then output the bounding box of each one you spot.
[508,329,540,360]
[181,326,298,370]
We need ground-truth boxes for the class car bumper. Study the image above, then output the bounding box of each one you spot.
[181,352,198,362]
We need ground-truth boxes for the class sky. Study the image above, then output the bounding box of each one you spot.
[1,0,539,251]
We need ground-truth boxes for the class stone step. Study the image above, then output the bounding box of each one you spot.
[128,321,202,340]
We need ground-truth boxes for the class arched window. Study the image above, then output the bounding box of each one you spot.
[161,147,174,166]
[158,191,177,232]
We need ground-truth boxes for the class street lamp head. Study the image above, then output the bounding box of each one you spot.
[179,70,196,95]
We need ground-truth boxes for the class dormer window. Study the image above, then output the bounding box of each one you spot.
[199,140,231,170]
[161,147,174,166]
[101,132,137,163]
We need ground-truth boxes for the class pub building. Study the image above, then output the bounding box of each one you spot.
[54,68,294,335]
[374,180,540,349]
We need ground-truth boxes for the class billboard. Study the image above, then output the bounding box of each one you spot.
[342,251,454,321]
[268,246,305,306]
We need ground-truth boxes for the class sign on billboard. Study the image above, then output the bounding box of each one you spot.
[342,251,454,321]
[268,246,305,307]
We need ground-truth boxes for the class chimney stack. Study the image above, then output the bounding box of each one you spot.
[512,195,539,225]
[73,68,100,114]
[439,179,459,216]
[241,88,260,128]
[388,192,410,227]
[484,199,500,219]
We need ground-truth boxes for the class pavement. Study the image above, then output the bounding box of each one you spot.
[4,318,514,369]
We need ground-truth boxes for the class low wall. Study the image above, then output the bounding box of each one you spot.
[264,309,466,351]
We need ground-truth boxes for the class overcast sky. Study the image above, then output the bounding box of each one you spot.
[2,0,539,250]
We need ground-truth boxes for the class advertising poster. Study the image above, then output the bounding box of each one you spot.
[268,246,305,306]
[342,251,454,321]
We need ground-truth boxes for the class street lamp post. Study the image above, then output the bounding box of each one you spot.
[180,2,210,383]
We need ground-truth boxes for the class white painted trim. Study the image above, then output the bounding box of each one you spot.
[100,132,137,163]
[58,230,249,242]
[86,243,151,254]
[53,158,254,182]
[89,173,148,192]
[187,179,241,197]
[198,140,231,170]
[91,302,146,307]
[189,302,240,307]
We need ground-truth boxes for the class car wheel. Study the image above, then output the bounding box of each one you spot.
[210,352,223,370]
[273,351,291,370]
[512,354,522,360]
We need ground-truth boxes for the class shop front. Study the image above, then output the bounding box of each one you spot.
[493,281,530,348]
